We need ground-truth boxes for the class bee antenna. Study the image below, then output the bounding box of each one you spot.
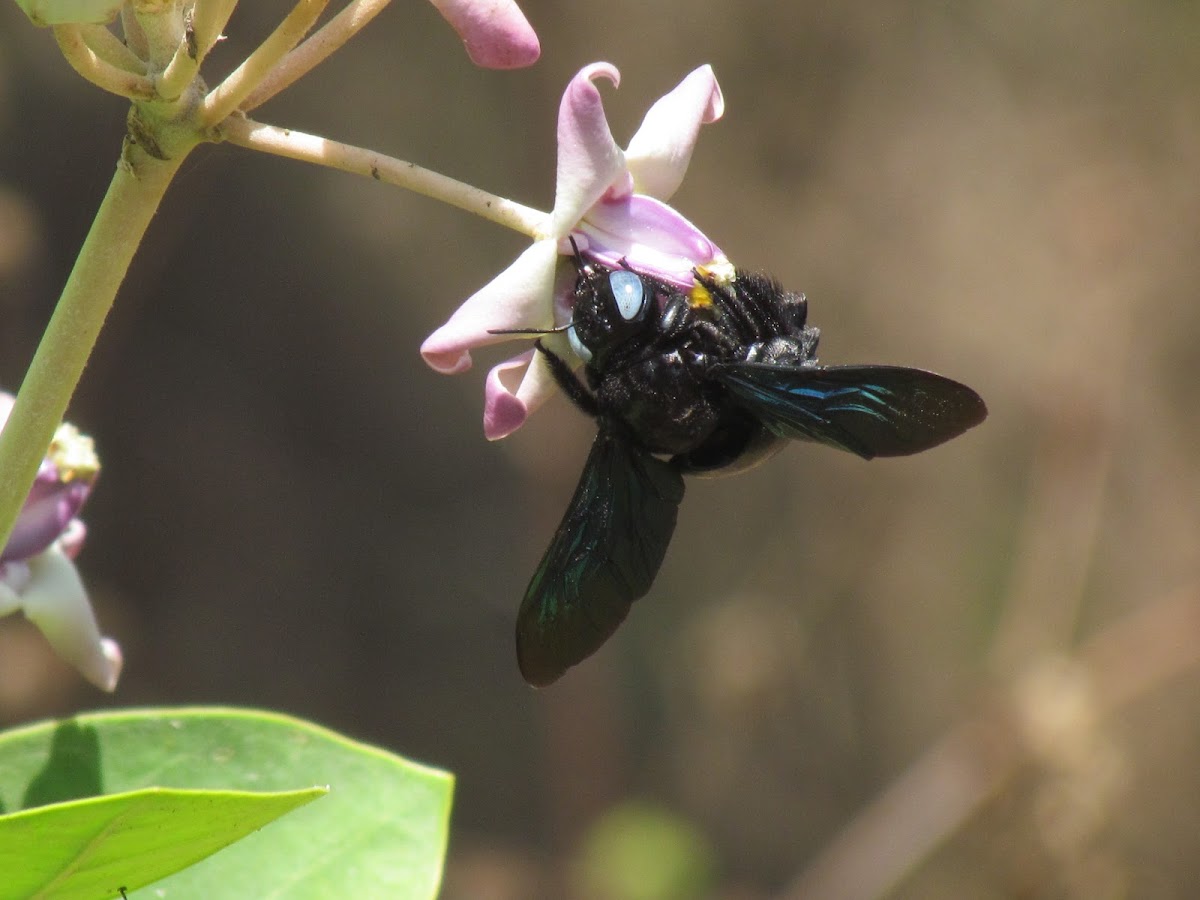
[567,236,590,273]
[488,323,574,336]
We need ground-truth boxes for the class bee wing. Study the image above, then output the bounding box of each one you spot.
[516,428,686,687]
[714,362,987,459]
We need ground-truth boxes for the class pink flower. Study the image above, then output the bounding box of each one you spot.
[429,0,540,69]
[0,393,121,692]
[421,63,728,439]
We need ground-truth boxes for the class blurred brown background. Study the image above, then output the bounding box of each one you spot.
[3,2,1200,897]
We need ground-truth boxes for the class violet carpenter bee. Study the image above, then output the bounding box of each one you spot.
[511,251,986,686]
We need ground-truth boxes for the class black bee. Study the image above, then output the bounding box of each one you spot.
[513,251,986,686]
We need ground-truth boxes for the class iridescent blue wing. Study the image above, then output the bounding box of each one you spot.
[714,362,987,459]
[516,428,686,687]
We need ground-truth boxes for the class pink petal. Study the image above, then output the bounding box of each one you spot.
[551,63,628,237]
[421,240,559,374]
[483,332,579,440]
[20,546,122,692]
[577,193,726,287]
[0,474,91,563]
[625,65,725,200]
[428,0,541,69]
[484,351,533,440]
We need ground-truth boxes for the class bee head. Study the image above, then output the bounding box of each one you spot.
[568,258,653,365]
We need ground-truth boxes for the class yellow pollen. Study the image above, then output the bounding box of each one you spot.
[689,283,713,308]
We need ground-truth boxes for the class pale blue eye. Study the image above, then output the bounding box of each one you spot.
[609,271,646,321]
[568,324,593,363]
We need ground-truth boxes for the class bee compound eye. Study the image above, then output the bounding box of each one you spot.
[608,270,647,321]
[567,324,593,363]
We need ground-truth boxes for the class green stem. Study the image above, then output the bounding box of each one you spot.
[0,141,190,553]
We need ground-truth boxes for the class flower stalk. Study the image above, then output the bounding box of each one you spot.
[220,116,548,236]
[53,24,156,99]
[0,142,191,556]
[132,0,189,69]
[202,0,331,125]
[77,23,147,74]
[242,0,395,111]
[157,0,240,100]
[190,0,241,60]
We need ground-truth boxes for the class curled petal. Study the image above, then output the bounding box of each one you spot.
[0,467,92,564]
[576,193,727,287]
[428,0,541,69]
[484,351,534,440]
[552,63,627,237]
[625,65,724,200]
[20,546,122,692]
[483,332,580,440]
[421,240,559,374]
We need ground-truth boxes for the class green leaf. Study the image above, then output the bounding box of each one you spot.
[0,786,324,900]
[14,0,123,26]
[0,708,454,898]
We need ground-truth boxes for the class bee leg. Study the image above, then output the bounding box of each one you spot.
[690,318,742,354]
[694,271,765,342]
[657,292,694,339]
[535,339,602,418]
[744,329,821,365]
